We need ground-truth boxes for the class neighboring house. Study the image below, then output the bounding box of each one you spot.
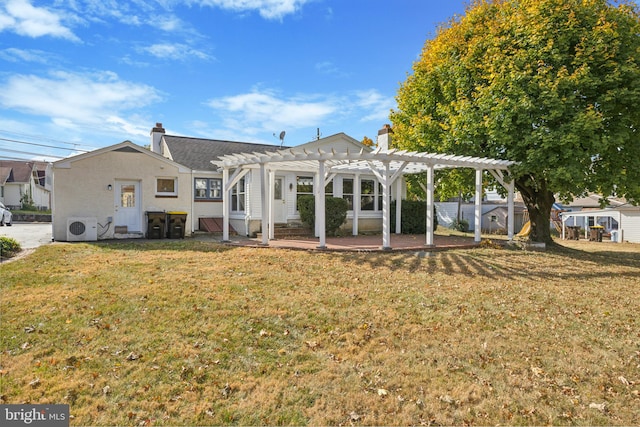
[560,204,640,243]
[0,160,52,210]
[556,193,628,231]
[436,200,527,234]
[52,123,517,247]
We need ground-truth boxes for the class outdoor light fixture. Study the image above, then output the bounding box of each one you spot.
[289,183,293,191]
[107,184,113,191]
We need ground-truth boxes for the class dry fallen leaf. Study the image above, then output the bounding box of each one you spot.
[531,366,544,377]
[589,402,606,412]
[305,340,319,350]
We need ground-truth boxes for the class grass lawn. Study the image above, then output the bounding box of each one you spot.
[1,238,639,426]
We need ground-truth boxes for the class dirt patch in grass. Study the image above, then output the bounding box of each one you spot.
[1,239,639,425]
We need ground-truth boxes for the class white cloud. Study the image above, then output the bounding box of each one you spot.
[0,70,162,136]
[142,42,213,61]
[352,89,395,122]
[206,88,394,139]
[207,89,336,135]
[194,0,311,20]
[0,47,55,63]
[0,0,79,41]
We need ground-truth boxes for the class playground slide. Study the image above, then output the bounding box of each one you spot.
[516,220,531,237]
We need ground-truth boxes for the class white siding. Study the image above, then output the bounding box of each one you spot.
[622,210,640,243]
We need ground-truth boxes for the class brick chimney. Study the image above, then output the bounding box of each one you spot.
[150,122,165,154]
[376,124,392,150]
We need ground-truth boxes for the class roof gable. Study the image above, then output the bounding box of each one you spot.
[54,140,189,172]
[0,160,35,183]
[296,132,369,153]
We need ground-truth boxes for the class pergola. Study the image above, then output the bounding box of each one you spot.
[212,147,516,250]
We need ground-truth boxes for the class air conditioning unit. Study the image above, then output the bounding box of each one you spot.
[67,217,98,241]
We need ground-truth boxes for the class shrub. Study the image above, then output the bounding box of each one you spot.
[20,193,37,211]
[297,195,348,236]
[451,218,470,232]
[0,236,22,260]
[390,200,438,234]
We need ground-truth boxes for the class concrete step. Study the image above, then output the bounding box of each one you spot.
[256,225,313,239]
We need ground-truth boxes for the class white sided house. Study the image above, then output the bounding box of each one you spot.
[561,205,640,243]
[52,124,390,242]
[53,123,517,249]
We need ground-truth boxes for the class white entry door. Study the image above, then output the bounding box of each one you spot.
[114,180,141,232]
[273,176,287,223]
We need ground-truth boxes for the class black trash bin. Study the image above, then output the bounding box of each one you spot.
[146,211,166,239]
[166,211,188,238]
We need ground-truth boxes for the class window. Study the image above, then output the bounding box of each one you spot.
[296,176,313,211]
[343,178,353,210]
[231,178,245,212]
[156,177,177,196]
[121,184,136,207]
[325,181,333,196]
[361,179,382,211]
[195,178,222,200]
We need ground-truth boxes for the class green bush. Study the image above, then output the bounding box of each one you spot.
[390,200,438,234]
[297,195,348,236]
[0,236,22,260]
[451,218,470,232]
[20,193,37,211]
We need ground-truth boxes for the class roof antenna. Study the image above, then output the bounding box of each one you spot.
[316,128,321,140]
[278,130,286,148]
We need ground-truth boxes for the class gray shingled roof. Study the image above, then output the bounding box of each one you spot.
[162,135,288,171]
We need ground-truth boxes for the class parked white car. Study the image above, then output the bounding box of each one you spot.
[0,202,12,226]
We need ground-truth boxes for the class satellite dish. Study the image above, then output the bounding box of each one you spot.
[278,131,286,147]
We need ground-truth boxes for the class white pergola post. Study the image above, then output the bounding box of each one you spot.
[222,167,230,242]
[395,178,402,234]
[474,168,483,243]
[259,163,269,246]
[268,169,275,240]
[352,173,360,236]
[507,179,515,241]
[426,165,435,246]
[316,160,327,249]
[381,161,391,250]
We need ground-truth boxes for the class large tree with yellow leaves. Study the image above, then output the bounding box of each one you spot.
[391,0,640,243]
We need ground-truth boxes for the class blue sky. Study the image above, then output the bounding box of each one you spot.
[0,0,470,160]
[1,0,637,161]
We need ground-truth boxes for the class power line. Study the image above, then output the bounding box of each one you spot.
[0,137,90,153]
[0,155,36,161]
[0,128,98,150]
[0,147,63,159]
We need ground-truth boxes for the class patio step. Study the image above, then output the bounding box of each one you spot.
[256,224,313,239]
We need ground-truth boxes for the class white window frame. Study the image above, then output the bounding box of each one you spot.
[156,177,178,196]
[194,178,222,200]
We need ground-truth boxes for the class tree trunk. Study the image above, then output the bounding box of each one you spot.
[515,176,555,244]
